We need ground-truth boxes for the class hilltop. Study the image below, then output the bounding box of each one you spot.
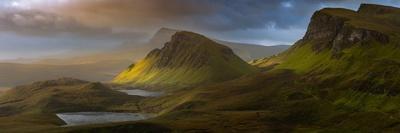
[113,31,257,89]
[144,28,290,61]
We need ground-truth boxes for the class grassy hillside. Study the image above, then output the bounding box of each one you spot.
[254,4,400,95]
[0,78,142,115]
[113,31,257,89]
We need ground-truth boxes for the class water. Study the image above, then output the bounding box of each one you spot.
[56,112,151,126]
[118,89,163,97]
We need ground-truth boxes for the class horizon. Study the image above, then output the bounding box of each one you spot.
[0,0,399,61]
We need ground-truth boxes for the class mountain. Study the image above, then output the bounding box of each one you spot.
[113,31,257,89]
[118,28,290,61]
[142,28,290,61]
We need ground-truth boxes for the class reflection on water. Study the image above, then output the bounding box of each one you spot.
[118,89,163,97]
[56,112,151,126]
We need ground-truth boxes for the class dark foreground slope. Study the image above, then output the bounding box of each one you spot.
[114,31,257,89]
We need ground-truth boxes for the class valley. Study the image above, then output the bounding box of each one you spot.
[1,3,400,133]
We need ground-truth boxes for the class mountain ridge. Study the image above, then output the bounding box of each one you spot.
[146,28,290,61]
[113,31,257,89]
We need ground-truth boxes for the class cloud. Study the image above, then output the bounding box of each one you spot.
[0,0,399,44]
[33,0,215,30]
[0,8,147,40]
[28,0,357,37]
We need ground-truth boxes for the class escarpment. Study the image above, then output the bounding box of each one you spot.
[302,6,392,56]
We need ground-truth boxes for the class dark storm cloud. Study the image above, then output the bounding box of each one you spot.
[189,0,374,31]
[44,0,333,31]
[3,0,399,40]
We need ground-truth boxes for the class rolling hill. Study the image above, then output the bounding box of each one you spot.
[0,78,141,115]
[113,31,257,89]
[0,78,144,133]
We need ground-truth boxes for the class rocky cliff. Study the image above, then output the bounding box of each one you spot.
[302,4,395,56]
[255,4,400,94]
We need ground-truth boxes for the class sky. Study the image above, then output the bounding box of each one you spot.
[0,0,399,60]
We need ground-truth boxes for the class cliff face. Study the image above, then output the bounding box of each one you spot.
[254,4,400,94]
[302,6,392,56]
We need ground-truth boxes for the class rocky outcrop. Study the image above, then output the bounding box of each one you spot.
[331,25,389,55]
[302,9,350,52]
[302,7,391,56]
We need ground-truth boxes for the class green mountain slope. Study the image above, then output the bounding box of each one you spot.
[255,4,400,94]
[113,31,257,89]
